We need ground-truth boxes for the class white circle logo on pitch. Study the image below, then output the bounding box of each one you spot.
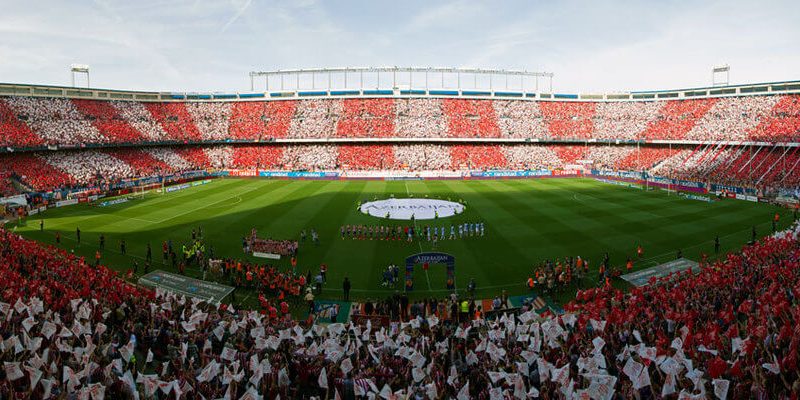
[359,198,464,220]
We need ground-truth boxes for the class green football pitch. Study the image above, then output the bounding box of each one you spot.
[14,177,789,306]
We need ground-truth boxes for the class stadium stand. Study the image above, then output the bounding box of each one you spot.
[0,95,798,144]
[501,145,562,170]
[231,145,285,169]
[442,99,501,138]
[639,98,718,140]
[144,147,197,171]
[203,146,234,169]
[593,101,662,140]
[0,93,797,197]
[185,102,232,141]
[0,98,45,148]
[281,144,338,170]
[449,144,507,169]
[337,99,395,138]
[493,100,549,139]
[72,99,145,143]
[174,147,212,169]
[685,95,781,142]
[539,101,596,139]
[0,172,19,197]
[551,145,588,165]
[394,98,447,138]
[393,144,452,171]
[143,102,203,142]
[337,145,396,170]
[3,97,107,145]
[105,149,174,177]
[112,100,171,142]
[229,100,297,140]
[42,150,135,186]
[0,142,795,194]
[289,99,342,139]
[749,94,800,142]
[0,153,73,192]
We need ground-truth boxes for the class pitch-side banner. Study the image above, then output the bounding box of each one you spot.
[710,183,757,195]
[252,251,281,259]
[649,176,705,190]
[592,169,644,180]
[592,170,707,191]
[139,270,233,302]
[471,170,553,178]
[225,169,258,177]
[258,171,339,178]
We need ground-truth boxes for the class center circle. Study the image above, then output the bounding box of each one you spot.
[359,198,465,220]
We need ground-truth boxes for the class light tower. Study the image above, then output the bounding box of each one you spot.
[70,64,90,87]
[711,64,729,87]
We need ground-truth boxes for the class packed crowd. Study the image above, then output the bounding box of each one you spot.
[229,101,296,140]
[0,142,797,195]
[639,98,719,141]
[1,221,800,398]
[1,95,799,146]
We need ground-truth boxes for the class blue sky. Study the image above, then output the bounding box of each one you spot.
[1,0,798,93]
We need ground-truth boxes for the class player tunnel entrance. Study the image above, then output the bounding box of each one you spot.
[404,252,455,291]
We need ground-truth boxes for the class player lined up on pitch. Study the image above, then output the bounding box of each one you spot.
[339,222,486,242]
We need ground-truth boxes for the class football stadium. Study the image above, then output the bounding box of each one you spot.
[1,2,800,399]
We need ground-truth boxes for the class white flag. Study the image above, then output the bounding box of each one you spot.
[239,386,262,400]
[14,298,28,314]
[713,378,730,400]
[762,361,780,374]
[513,374,526,399]
[41,378,54,399]
[40,321,57,339]
[220,346,238,362]
[378,383,392,399]
[426,383,437,399]
[318,367,328,389]
[412,367,425,383]
[119,339,134,363]
[551,364,570,385]
[589,319,606,332]
[340,358,353,375]
[457,380,470,400]
[4,362,23,381]
[89,383,106,400]
[25,365,43,388]
[22,316,36,332]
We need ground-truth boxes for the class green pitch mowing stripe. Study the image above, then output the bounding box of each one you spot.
[15,177,789,306]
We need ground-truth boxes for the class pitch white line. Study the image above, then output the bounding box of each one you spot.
[405,181,432,291]
[206,196,242,209]
[155,185,262,224]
